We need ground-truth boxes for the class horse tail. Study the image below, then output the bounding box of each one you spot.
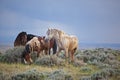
[73,47,77,53]
[53,39,57,55]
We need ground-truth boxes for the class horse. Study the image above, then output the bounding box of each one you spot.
[14,32,37,47]
[22,37,41,64]
[23,36,57,64]
[46,28,78,62]
[41,37,57,55]
[14,31,27,46]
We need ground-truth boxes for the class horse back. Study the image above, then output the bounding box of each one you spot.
[64,35,78,51]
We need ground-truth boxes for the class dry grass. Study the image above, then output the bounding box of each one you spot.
[0,62,100,80]
[0,63,57,76]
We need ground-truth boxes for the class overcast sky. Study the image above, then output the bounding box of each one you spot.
[0,0,120,45]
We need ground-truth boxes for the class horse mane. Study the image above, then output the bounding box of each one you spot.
[50,29,65,39]
[52,29,65,35]
[27,34,37,42]
[14,31,27,46]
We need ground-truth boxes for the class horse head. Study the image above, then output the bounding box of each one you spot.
[22,44,33,64]
[14,31,27,46]
[46,28,60,40]
[21,32,27,44]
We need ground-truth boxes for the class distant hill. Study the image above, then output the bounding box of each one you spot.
[80,43,120,49]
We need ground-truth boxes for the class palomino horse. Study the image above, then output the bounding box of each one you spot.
[14,31,36,47]
[46,28,78,62]
[23,36,57,64]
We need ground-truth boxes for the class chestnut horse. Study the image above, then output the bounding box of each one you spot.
[46,28,78,62]
[39,37,57,55]
[23,36,57,64]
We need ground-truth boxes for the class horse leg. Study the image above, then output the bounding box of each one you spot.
[71,48,77,62]
[56,48,61,56]
[37,50,41,57]
[37,52,39,57]
[29,57,33,64]
[48,49,50,55]
[71,50,74,62]
[65,48,69,62]
[25,54,33,64]
[28,54,33,64]
[24,59,27,64]
[53,39,57,55]
[45,49,49,55]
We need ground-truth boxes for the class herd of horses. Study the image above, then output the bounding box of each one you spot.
[14,28,78,64]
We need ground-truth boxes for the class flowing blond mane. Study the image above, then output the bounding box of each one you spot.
[52,29,65,36]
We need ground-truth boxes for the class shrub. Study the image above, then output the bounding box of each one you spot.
[30,52,38,62]
[48,69,73,80]
[90,68,120,80]
[91,71,105,80]
[0,46,25,63]
[80,76,91,80]
[58,51,66,59]
[12,69,73,80]
[0,72,11,80]
[12,69,49,80]
[80,67,92,72]
[0,51,2,55]
[73,60,87,67]
[0,46,39,64]
[35,55,65,66]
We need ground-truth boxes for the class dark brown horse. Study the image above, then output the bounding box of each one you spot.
[14,32,27,46]
[22,36,57,64]
[14,32,36,47]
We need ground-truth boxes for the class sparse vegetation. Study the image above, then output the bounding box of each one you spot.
[0,47,120,80]
[35,55,65,66]
[0,46,24,63]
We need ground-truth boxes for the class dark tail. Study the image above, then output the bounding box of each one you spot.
[73,47,77,53]
[53,39,57,55]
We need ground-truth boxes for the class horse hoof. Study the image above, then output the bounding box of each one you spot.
[24,59,28,64]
